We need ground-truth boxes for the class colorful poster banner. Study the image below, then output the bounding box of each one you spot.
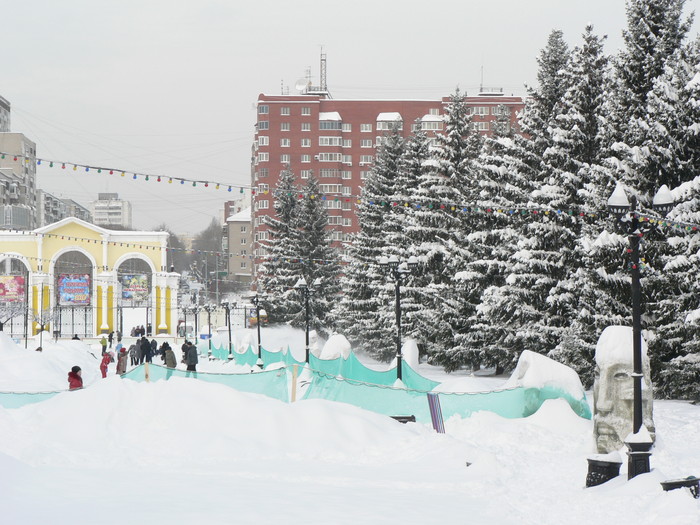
[121,274,149,303]
[0,275,26,302]
[57,274,91,306]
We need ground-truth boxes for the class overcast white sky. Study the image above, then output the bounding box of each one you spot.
[2,0,698,234]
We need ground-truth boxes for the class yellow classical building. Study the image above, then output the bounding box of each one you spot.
[0,217,179,337]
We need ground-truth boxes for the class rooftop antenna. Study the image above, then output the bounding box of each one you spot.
[480,62,484,93]
[320,46,327,92]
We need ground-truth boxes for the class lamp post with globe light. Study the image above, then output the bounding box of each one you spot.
[606,183,674,479]
[378,255,419,382]
[294,277,322,363]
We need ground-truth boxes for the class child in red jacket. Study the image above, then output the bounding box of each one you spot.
[68,366,83,390]
[100,353,111,378]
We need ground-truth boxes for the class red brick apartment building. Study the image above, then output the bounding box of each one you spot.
[251,91,524,274]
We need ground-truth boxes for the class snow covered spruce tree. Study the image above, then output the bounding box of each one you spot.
[257,167,303,324]
[418,89,484,371]
[471,31,572,373]
[332,128,406,359]
[287,176,342,336]
[540,26,629,386]
[610,0,694,196]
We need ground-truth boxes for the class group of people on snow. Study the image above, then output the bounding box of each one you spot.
[69,337,196,388]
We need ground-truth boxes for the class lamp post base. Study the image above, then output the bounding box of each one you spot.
[625,438,653,479]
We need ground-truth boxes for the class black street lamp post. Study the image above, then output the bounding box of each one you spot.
[251,294,264,368]
[295,277,321,363]
[203,304,213,358]
[607,183,674,479]
[222,301,234,361]
[192,305,200,341]
[378,255,418,382]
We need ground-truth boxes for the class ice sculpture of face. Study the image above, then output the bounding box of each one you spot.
[593,353,655,454]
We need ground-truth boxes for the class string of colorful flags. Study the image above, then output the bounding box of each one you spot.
[0,151,250,194]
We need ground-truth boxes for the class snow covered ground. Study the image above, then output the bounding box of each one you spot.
[0,331,698,524]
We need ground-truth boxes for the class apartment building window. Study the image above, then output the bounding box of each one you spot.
[257,231,269,241]
[472,121,489,131]
[342,186,352,195]
[257,200,269,209]
[258,152,269,162]
[240,226,247,232]
[421,121,443,131]
[240,238,247,245]
[342,123,352,132]
[280,106,290,115]
[361,139,373,148]
[318,152,343,162]
[301,122,311,131]
[473,106,489,116]
[319,136,342,146]
[254,218,261,227]
[375,136,385,147]
[301,138,311,147]
[258,183,269,193]
[258,136,269,146]
[280,154,290,163]
[319,168,339,178]
[301,154,311,163]
[429,108,440,115]
[360,170,369,180]
[328,216,342,225]
[341,171,352,180]
[376,121,403,131]
[324,201,341,209]
[359,155,373,165]
[258,121,269,130]
[343,218,352,227]
[411,123,421,132]
[241,249,247,256]
[280,138,290,147]
[301,107,311,115]
[300,170,312,179]
[492,106,511,116]
[258,168,269,178]
[320,184,341,193]
[342,201,352,210]
[319,121,342,130]
[280,122,290,131]
[360,123,372,132]
[258,105,269,114]
[240,262,247,269]
[342,155,352,164]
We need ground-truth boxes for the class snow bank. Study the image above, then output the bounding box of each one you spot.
[320,332,352,359]
[0,333,102,391]
[503,349,587,400]
[595,325,648,368]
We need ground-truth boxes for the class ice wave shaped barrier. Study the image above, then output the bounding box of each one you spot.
[0,361,591,421]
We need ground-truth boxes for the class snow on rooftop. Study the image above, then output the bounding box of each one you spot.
[318,111,342,121]
[226,207,251,223]
[421,114,444,122]
[376,112,403,121]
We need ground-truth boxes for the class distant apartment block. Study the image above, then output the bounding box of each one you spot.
[0,132,37,230]
[0,96,10,132]
[89,193,132,229]
[225,207,252,285]
[36,190,92,226]
[250,89,524,272]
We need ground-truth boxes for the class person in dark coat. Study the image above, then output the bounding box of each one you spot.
[164,344,177,379]
[181,340,189,362]
[128,343,138,366]
[108,331,114,348]
[72,334,80,340]
[150,339,158,358]
[185,342,198,378]
[68,366,83,389]
[141,336,153,363]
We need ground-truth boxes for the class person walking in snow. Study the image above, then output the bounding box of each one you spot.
[128,343,138,366]
[150,338,158,359]
[68,366,83,389]
[116,347,128,376]
[100,335,108,354]
[164,344,177,379]
[185,341,198,378]
[108,331,114,348]
[100,352,111,378]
